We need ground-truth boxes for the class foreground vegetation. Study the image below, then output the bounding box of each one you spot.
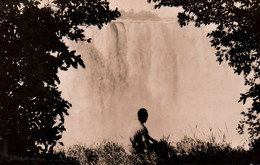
[53,135,259,165]
[2,135,259,164]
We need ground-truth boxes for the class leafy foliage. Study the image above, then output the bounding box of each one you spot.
[148,0,260,145]
[0,0,120,157]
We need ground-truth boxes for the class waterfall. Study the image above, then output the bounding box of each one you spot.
[59,19,247,147]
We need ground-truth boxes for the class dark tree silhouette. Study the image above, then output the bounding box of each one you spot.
[148,0,259,147]
[0,0,120,157]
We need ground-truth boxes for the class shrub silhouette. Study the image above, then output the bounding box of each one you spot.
[0,0,120,157]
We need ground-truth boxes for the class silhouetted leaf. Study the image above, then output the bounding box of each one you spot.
[87,38,92,43]
[59,142,64,146]
[60,66,68,71]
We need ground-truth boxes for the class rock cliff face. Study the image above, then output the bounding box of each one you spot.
[59,19,246,147]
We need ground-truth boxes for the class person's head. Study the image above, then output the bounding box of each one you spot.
[138,108,148,124]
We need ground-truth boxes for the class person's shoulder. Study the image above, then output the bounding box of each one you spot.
[141,124,148,132]
[137,122,148,134]
[129,120,146,131]
[137,121,146,130]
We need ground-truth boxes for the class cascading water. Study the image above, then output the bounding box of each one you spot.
[59,18,247,148]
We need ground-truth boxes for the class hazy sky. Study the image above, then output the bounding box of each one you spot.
[108,0,181,18]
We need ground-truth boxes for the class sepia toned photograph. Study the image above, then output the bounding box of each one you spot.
[0,0,259,164]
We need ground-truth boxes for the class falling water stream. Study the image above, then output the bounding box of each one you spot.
[58,19,247,148]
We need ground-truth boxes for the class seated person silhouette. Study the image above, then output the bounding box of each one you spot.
[128,108,158,154]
